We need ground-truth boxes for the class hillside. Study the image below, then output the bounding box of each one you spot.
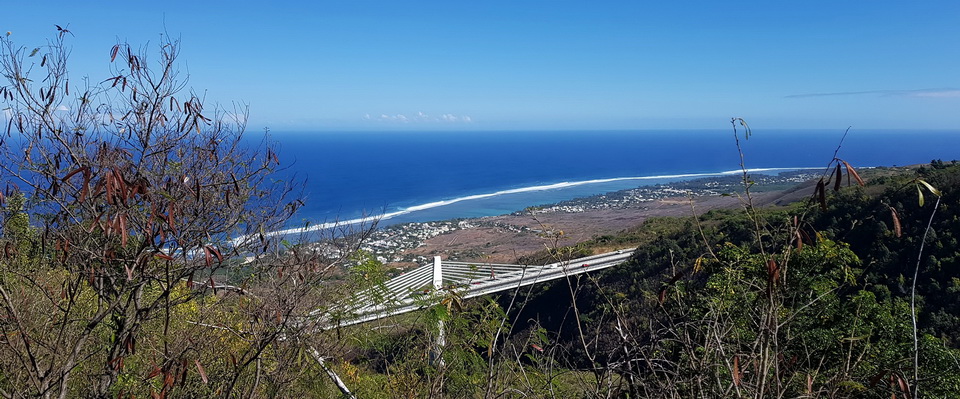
[331,161,960,398]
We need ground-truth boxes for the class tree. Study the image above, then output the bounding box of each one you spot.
[0,29,360,398]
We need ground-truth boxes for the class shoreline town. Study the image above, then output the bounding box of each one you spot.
[344,170,819,268]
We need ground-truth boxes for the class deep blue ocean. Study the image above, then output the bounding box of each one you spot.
[264,129,959,232]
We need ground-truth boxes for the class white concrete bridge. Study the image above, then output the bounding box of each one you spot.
[330,249,635,327]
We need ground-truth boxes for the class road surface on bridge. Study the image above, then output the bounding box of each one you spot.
[330,249,635,327]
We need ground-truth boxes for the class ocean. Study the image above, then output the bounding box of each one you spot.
[265,129,960,231]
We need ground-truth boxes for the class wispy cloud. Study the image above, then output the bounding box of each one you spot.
[786,88,960,99]
[363,111,474,123]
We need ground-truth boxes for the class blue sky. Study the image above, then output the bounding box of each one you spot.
[4,1,959,131]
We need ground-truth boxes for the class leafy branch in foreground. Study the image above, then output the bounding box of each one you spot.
[0,29,371,398]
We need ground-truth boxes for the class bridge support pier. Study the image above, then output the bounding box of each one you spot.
[432,256,446,367]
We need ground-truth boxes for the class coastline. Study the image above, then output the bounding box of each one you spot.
[353,170,819,268]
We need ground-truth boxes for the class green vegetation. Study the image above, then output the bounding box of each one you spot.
[2,30,958,398]
[294,161,958,398]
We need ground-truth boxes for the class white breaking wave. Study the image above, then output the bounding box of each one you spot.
[235,167,819,244]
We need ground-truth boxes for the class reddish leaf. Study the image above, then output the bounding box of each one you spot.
[667,271,685,284]
[203,246,212,267]
[110,45,120,62]
[207,246,223,263]
[732,355,742,386]
[88,211,104,234]
[657,288,666,305]
[119,213,128,247]
[166,203,177,234]
[815,179,827,210]
[869,370,887,387]
[163,370,174,389]
[194,359,208,384]
[895,373,911,399]
[889,206,902,238]
[154,252,174,261]
[833,163,842,191]
[3,242,16,258]
[841,160,865,186]
[113,169,127,205]
[109,356,124,370]
[61,166,86,182]
[106,173,115,205]
[767,258,779,281]
[179,360,188,385]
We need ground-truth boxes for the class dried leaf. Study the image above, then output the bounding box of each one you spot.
[209,246,223,263]
[895,373,911,399]
[917,185,925,207]
[668,271,685,284]
[166,203,177,234]
[154,252,174,261]
[889,206,902,238]
[868,370,887,387]
[163,370,174,388]
[119,213,128,247]
[203,246,212,267]
[841,160,865,187]
[657,288,666,305]
[109,356,124,370]
[815,178,827,210]
[194,359,208,384]
[110,45,120,62]
[733,355,742,386]
[106,173,115,205]
[767,258,780,285]
[61,166,86,181]
[833,163,842,191]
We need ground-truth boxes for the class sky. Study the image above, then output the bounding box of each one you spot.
[3,1,959,131]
